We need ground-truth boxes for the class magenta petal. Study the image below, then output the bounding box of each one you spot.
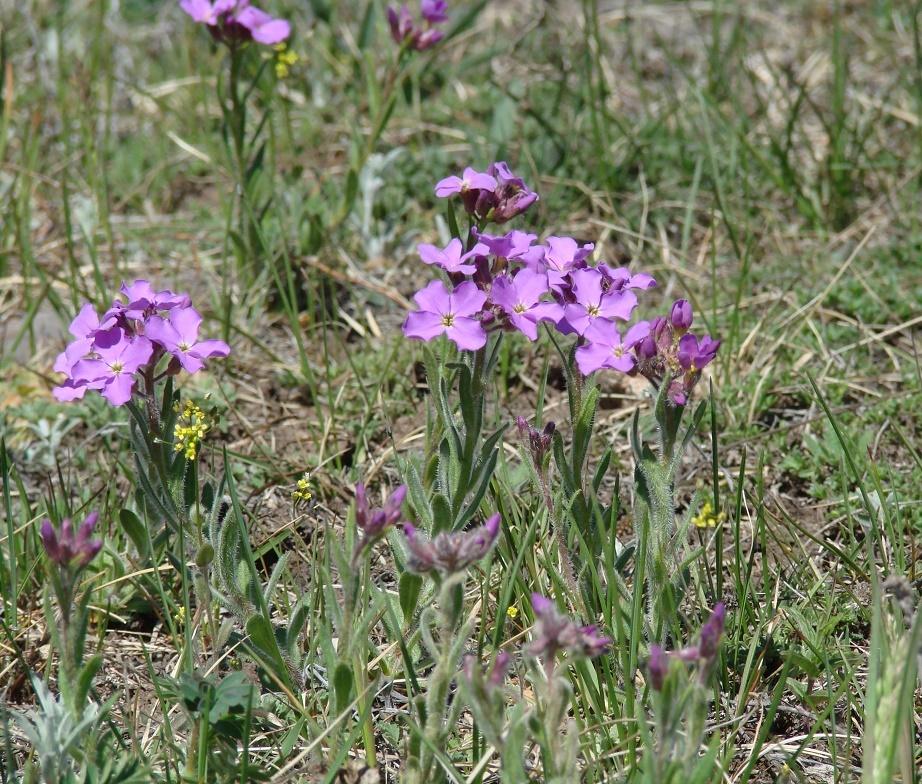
[403,311,446,342]
[100,374,136,406]
[575,343,612,375]
[599,289,638,321]
[435,176,463,197]
[191,339,230,359]
[413,280,451,315]
[52,380,90,402]
[167,307,204,343]
[69,303,100,339]
[144,315,180,352]
[510,313,538,341]
[448,281,487,317]
[177,353,206,374]
[446,317,486,351]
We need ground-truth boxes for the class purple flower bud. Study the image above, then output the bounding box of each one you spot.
[403,513,500,575]
[648,644,668,691]
[485,162,539,223]
[420,0,449,24]
[489,651,510,687]
[669,299,693,336]
[517,417,555,468]
[699,602,725,662]
[354,483,407,560]
[40,512,103,569]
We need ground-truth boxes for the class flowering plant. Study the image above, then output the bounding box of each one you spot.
[53,280,229,407]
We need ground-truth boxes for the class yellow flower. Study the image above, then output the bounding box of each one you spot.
[506,606,519,619]
[293,472,312,503]
[692,502,726,529]
[270,43,302,79]
[173,400,212,461]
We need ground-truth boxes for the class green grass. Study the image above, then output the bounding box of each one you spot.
[2,1,922,782]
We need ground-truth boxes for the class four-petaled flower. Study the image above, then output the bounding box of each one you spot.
[70,332,153,406]
[418,238,488,275]
[403,280,487,350]
[490,270,555,341]
[146,307,231,374]
[576,320,650,375]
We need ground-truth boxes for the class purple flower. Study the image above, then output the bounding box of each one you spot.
[387,3,445,51]
[40,512,103,570]
[180,0,236,25]
[181,0,290,45]
[699,602,725,661]
[69,332,153,406]
[435,167,497,199]
[418,238,488,275]
[53,303,117,375]
[235,6,291,44]
[486,161,539,223]
[472,228,538,261]
[355,482,407,540]
[120,279,191,320]
[575,320,650,375]
[677,333,720,372]
[526,593,611,661]
[403,280,487,351]
[490,270,555,340]
[563,268,638,335]
[598,263,657,291]
[145,307,231,374]
[420,0,449,23]
[403,513,500,575]
[541,236,594,291]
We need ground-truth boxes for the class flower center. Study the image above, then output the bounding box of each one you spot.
[612,346,624,357]
[178,341,192,353]
[587,305,600,317]
[441,313,455,328]
[513,303,527,314]
[110,361,124,375]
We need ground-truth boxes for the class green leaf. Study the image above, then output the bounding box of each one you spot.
[399,571,423,624]
[445,198,461,240]
[332,661,354,714]
[75,653,103,712]
[431,492,452,534]
[119,508,149,560]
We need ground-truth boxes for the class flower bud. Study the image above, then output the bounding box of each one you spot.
[669,299,693,336]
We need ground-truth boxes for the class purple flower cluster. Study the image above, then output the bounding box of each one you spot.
[387,0,449,51]
[648,603,725,690]
[526,593,611,661]
[403,513,500,575]
[633,299,721,405]
[403,163,654,356]
[180,0,290,45]
[53,281,230,406]
[40,512,103,570]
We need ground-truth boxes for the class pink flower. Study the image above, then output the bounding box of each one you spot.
[145,307,231,374]
[418,238,488,275]
[403,280,487,351]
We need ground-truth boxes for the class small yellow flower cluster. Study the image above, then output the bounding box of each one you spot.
[173,400,210,461]
[506,606,518,619]
[273,43,301,79]
[692,501,726,529]
[292,472,312,503]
